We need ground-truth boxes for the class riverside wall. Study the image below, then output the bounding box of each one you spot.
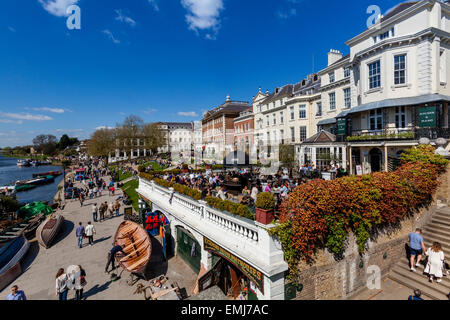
[288,168,450,300]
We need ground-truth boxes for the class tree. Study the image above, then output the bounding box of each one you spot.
[142,123,165,155]
[57,134,79,150]
[116,115,144,156]
[86,128,116,164]
[32,134,57,155]
[279,144,296,170]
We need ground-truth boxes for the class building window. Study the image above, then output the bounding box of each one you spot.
[266,115,269,126]
[344,67,350,78]
[273,114,276,125]
[280,99,284,105]
[379,31,389,40]
[395,106,406,129]
[290,107,294,120]
[344,88,351,109]
[299,105,306,119]
[394,54,406,85]
[440,49,447,83]
[280,129,284,144]
[299,126,307,142]
[369,108,383,130]
[316,102,322,117]
[280,111,284,124]
[290,127,295,143]
[369,60,381,89]
[272,102,275,109]
[329,92,336,110]
[329,72,335,83]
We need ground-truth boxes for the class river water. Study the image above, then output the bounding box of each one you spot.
[0,154,64,204]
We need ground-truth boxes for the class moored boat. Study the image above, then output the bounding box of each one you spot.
[16,159,30,167]
[0,234,30,291]
[114,221,152,277]
[32,171,62,178]
[36,213,64,249]
[17,201,54,220]
[0,213,46,247]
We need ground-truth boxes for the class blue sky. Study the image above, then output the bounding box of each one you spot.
[0,0,402,147]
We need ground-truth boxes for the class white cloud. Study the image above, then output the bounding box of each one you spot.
[148,0,160,12]
[0,112,52,121]
[95,126,115,130]
[33,107,66,113]
[276,8,297,19]
[143,108,157,114]
[115,10,136,27]
[102,30,120,44]
[0,119,22,124]
[181,0,224,39]
[38,0,79,17]
[55,128,84,133]
[178,111,199,117]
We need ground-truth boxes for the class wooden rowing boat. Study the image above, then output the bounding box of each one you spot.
[36,214,64,249]
[0,214,46,247]
[0,234,30,291]
[114,221,152,276]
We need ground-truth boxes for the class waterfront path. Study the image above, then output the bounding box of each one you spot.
[0,174,145,300]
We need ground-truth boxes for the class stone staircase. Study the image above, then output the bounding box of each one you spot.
[389,206,450,300]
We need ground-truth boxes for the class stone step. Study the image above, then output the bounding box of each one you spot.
[433,213,450,223]
[422,231,450,246]
[389,265,450,300]
[396,262,450,286]
[423,242,450,258]
[423,225,450,238]
[436,207,450,215]
[430,217,450,227]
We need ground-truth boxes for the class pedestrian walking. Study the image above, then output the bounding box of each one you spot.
[92,203,98,222]
[105,244,126,274]
[408,228,426,272]
[408,289,423,300]
[67,265,87,300]
[99,202,107,221]
[6,285,26,300]
[114,200,121,217]
[424,242,445,283]
[84,222,96,246]
[78,192,84,207]
[108,202,114,218]
[55,268,69,300]
[75,222,85,249]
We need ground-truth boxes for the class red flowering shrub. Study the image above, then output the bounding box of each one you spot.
[272,146,447,270]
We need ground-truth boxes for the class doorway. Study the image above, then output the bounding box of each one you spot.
[369,148,382,172]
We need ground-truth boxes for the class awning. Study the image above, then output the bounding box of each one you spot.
[317,118,336,126]
[347,94,450,115]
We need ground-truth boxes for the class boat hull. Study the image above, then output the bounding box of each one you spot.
[0,235,30,291]
[36,214,64,249]
[114,221,152,276]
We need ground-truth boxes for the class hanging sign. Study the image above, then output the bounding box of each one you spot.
[337,118,347,135]
[418,106,437,128]
[203,237,264,294]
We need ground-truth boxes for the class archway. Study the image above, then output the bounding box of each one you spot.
[369,148,382,172]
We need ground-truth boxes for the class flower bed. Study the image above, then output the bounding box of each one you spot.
[270,145,448,275]
[139,172,254,220]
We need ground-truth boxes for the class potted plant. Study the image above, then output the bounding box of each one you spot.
[255,192,275,225]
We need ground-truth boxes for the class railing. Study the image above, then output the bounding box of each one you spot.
[141,178,259,244]
[347,127,450,142]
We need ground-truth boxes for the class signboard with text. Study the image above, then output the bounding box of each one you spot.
[337,118,347,135]
[203,237,264,293]
[418,106,437,128]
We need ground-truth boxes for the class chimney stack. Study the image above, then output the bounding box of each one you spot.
[328,49,343,67]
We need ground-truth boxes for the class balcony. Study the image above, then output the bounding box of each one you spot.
[346,127,450,142]
[137,177,288,277]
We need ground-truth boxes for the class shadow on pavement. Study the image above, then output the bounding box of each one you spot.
[83,281,112,299]
[52,220,75,247]
[21,241,40,273]
[93,236,112,245]
[144,236,168,280]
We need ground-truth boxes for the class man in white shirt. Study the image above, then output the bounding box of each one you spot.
[84,221,96,246]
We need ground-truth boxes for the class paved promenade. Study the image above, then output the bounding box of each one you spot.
[0,174,196,300]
